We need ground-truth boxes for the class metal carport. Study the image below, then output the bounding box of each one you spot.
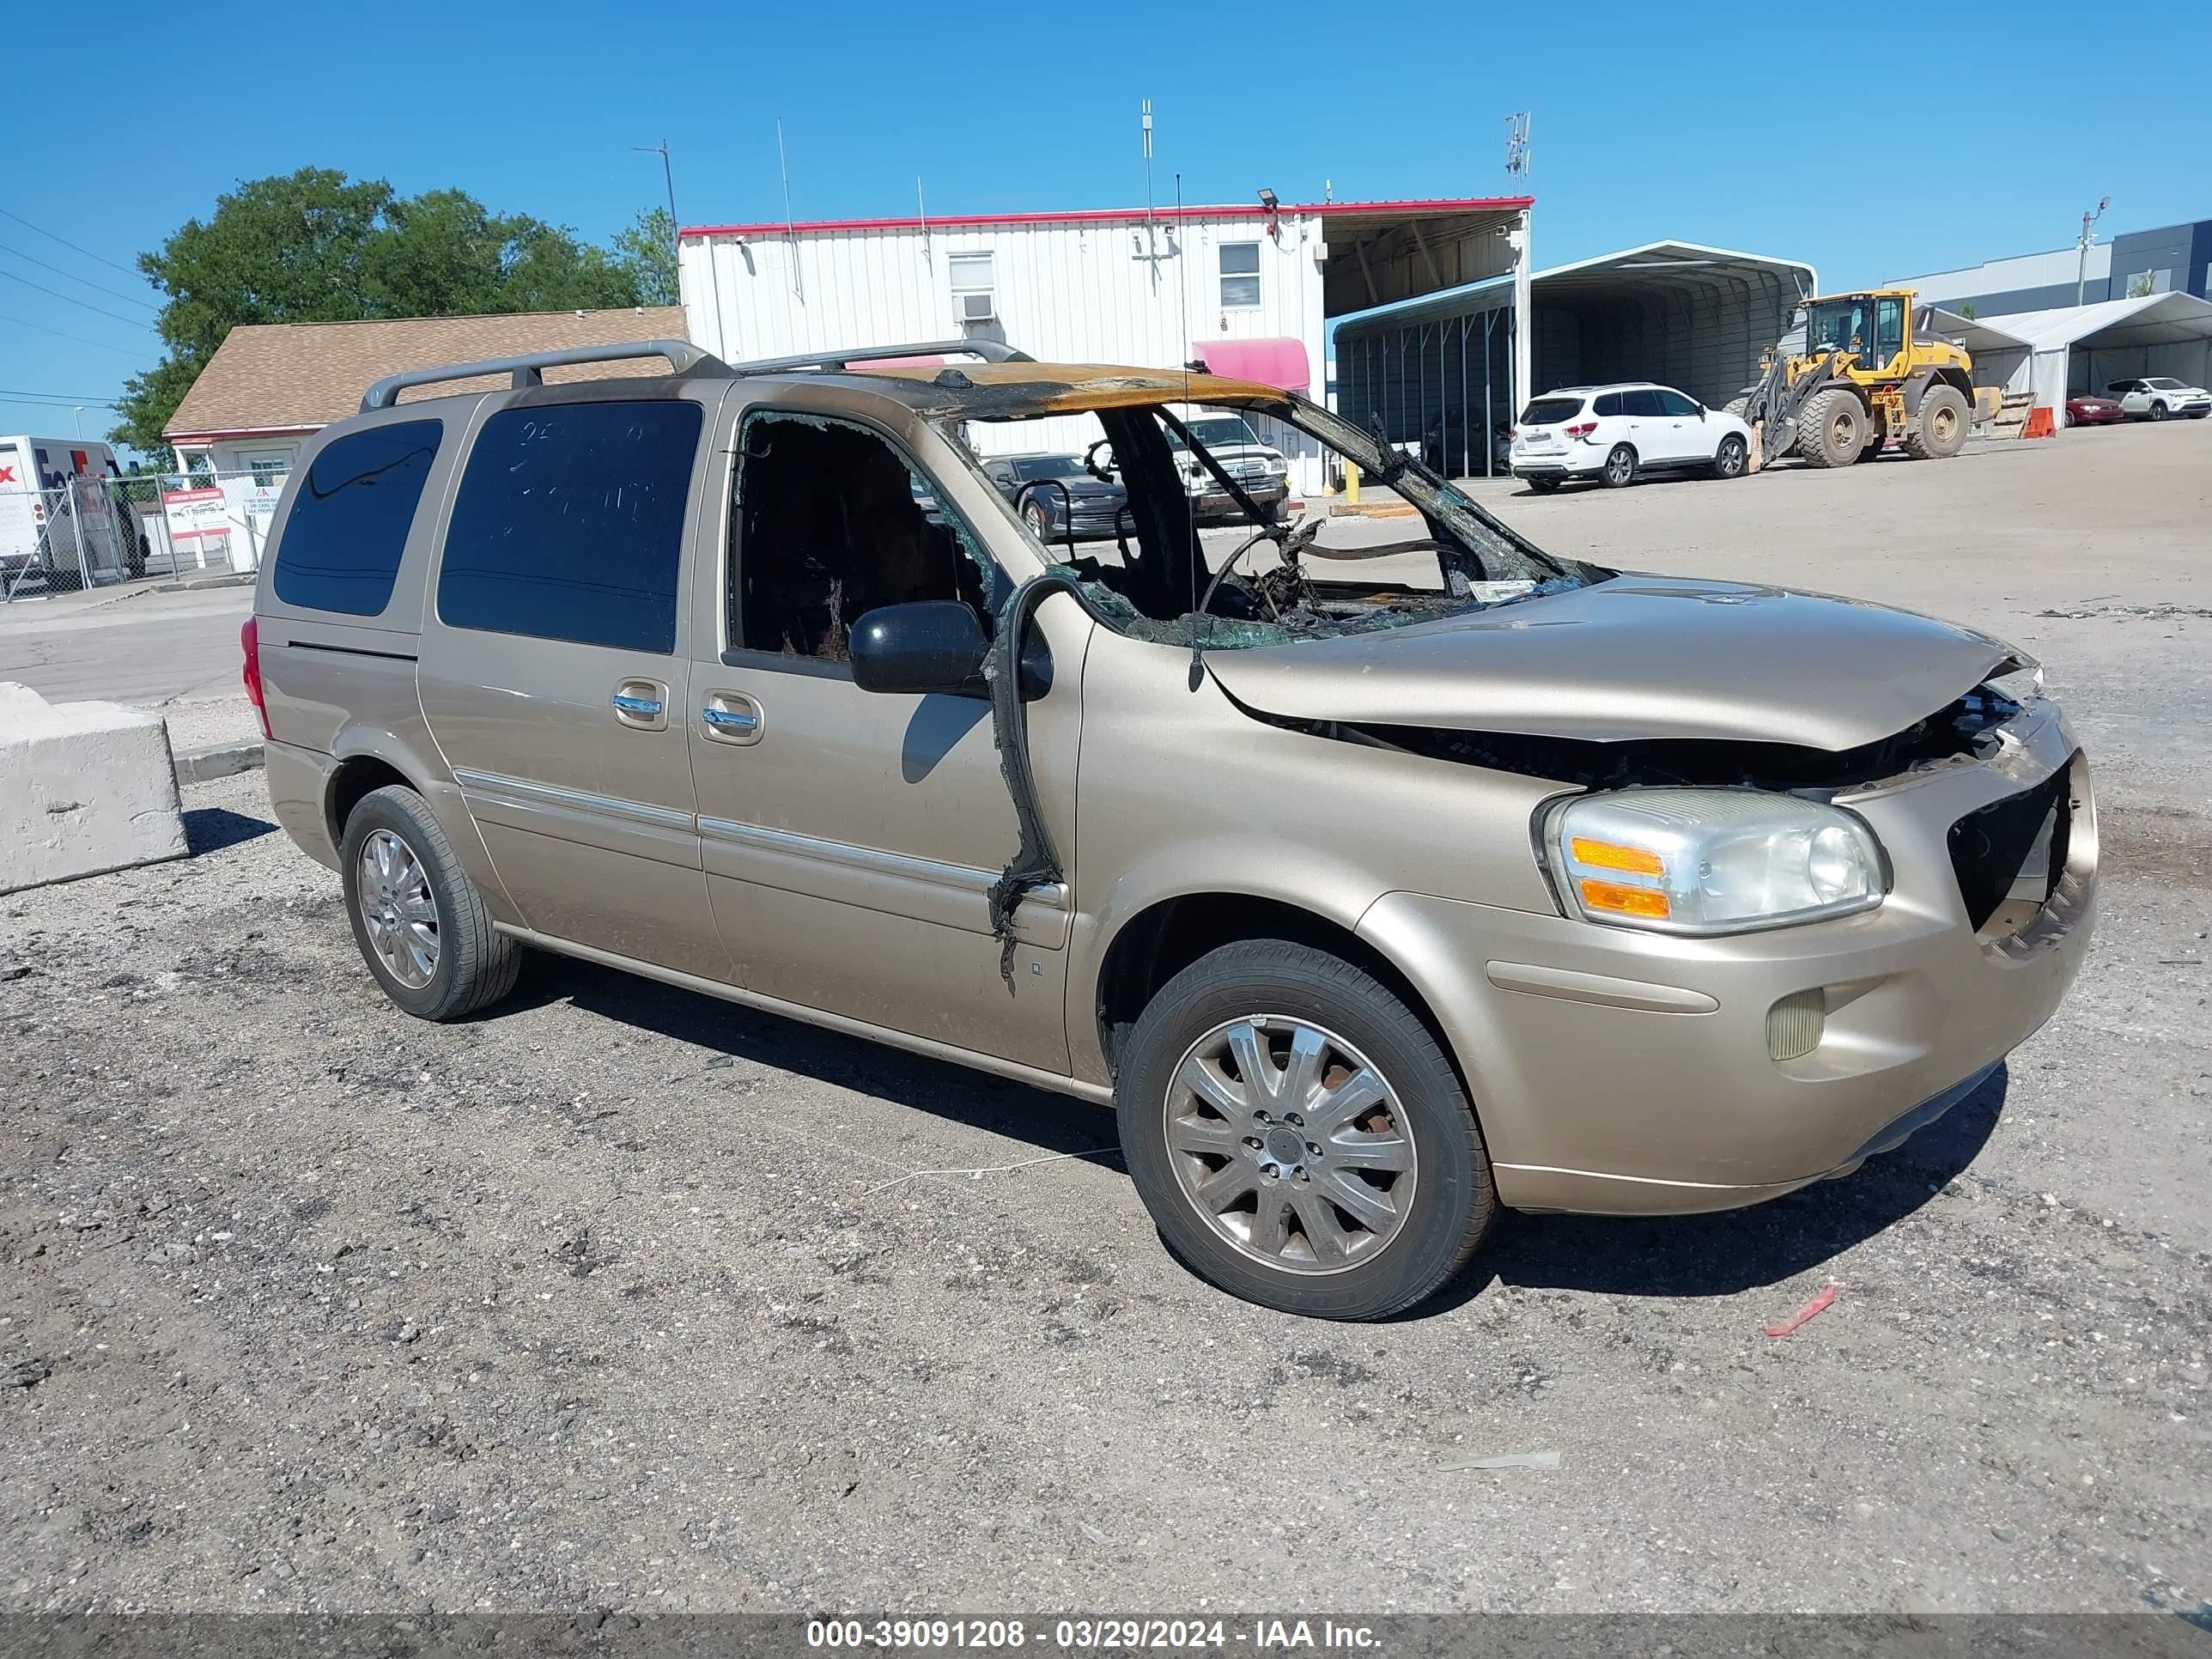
[1332,240,1816,477]
[1919,307,2035,398]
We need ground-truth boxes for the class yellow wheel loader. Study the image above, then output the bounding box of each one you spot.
[1729,289,2003,469]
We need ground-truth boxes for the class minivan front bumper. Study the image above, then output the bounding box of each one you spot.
[1358,701,2096,1214]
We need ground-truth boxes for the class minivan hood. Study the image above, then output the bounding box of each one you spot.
[1202,575,2017,750]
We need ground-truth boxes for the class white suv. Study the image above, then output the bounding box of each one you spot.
[2107,377,2212,421]
[1510,382,1752,492]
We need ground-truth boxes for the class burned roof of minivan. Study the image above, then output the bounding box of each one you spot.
[825,361,1291,419]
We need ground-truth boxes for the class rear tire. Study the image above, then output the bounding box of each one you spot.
[1903,384,1970,459]
[1796,389,1867,468]
[1723,395,1751,421]
[1525,475,1561,494]
[1601,444,1638,488]
[340,784,521,1022]
[1115,939,1496,1321]
[1712,434,1747,479]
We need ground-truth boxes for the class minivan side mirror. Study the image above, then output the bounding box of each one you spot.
[851,601,988,696]
[850,600,1054,701]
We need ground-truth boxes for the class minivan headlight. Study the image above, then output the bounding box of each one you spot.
[1544,788,1886,934]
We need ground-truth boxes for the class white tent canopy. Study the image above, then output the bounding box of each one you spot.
[1976,292,2212,421]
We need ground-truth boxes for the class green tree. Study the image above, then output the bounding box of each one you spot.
[112,167,648,452]
[612,207,679,307]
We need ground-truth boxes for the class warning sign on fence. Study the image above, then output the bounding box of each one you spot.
[158,486,228,541]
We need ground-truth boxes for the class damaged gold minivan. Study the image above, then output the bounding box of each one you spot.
[247,338,2095,1319]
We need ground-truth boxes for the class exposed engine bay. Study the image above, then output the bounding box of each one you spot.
[1308,686,2027,795]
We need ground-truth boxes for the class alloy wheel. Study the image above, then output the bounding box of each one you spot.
[356,829,440,989]
[1162,1015,1417,1275]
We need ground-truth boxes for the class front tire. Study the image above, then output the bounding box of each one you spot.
[340,784,520,1021]
[1601,444,1638,488]
[1116,940,1495,1320]
[1903,385,1970,459]
[2149,401,2170,422]
[1796,389,1867,467]
[1712,434,1748,479]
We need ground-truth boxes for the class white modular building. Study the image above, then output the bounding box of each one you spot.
[677,196,1536,492]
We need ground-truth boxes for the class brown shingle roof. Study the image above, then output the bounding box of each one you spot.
[164,307,691,439]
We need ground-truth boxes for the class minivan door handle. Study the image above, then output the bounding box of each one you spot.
[610,679,669,731]
[700,690,764,745]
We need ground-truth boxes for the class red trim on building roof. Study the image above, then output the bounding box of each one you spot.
[678,196,1534,240]
[165,426,323,443]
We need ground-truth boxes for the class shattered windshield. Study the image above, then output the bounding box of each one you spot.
[943,391,1610,651]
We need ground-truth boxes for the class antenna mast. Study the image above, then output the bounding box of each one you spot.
[1138,99,1162,291]
[776,118,803,301]
[1505,111,1531,179]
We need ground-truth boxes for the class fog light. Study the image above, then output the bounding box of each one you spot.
[1766,989,1826,1062]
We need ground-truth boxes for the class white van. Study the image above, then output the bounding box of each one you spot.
[0,435,124,593]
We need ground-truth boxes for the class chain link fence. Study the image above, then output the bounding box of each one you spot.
[3,470,282,602]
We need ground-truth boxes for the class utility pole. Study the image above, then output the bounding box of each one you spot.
[2076,195,2111,308]
[633,141,678,248]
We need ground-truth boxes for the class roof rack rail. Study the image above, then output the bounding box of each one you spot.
[728,338,1033,376]
[359,339,727,412]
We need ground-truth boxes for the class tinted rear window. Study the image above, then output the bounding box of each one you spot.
[437,400,702,653]
[271,421,441,617]
[1593,392,1626,418]
[1521,398,1583,424]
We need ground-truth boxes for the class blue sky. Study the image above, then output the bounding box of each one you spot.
[6,0,2206,452]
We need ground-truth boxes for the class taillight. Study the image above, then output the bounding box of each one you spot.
[1565,421,1598,439]
[240,617,271,740]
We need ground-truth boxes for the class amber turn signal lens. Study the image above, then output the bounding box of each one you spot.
[1577,878,1671,920]
[1568,837,1666,877]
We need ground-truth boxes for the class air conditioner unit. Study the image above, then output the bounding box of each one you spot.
[957,290,997,323]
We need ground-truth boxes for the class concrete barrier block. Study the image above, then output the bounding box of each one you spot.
[0,682,188,895]
[173,740,265,786]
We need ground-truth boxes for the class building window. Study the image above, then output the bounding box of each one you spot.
[1219,242,1261,308]
[241,449,295,489]
[949,252,996,323]
[2125,268,2171,299]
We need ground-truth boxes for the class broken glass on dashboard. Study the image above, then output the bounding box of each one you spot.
[941,389,1609,651]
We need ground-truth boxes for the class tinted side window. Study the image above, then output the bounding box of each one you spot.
[1623,389,1667,417]
[1656,389,1701,416]
[272,420,441,617]
[438,400,702,653]
[1593,392,1626,417]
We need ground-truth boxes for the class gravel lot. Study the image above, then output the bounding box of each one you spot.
[2,422,2207,1619]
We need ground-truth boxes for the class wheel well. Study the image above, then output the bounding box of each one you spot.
[325,756,411,848]
[1095,894,1454,1084]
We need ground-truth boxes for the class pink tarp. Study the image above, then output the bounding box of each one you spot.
[1194,337,1312,392]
